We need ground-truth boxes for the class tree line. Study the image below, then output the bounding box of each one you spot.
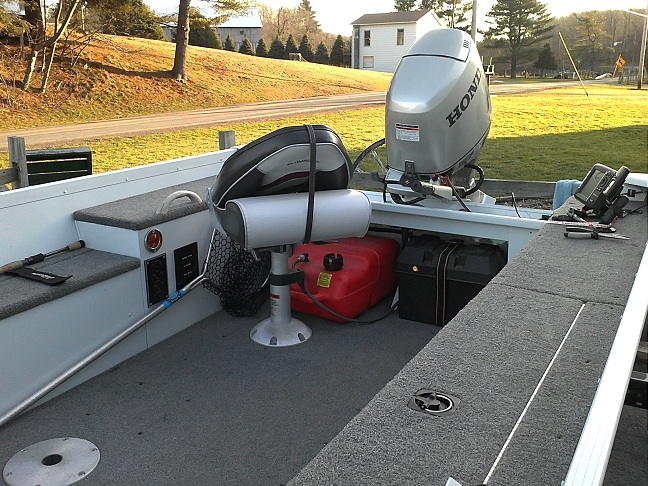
[184,3,347,66]
[395,0,647,78]
[2,0,645,90]
[0,0,350,90]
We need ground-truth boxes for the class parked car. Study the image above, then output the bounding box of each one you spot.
[554,71,573,79]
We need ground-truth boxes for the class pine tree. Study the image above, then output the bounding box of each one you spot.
[268,36,285,59]
[256,38,269,57]
[99,0,166,40]
[190,25,221,48]
[284,34,299,59]
[394,0,418,11]
[419,0,438,9]
[330,35,345,67]
[483,0,554,78]
[573,11,612,72]
[224,34,237,52]
[298,34,315,62]
[533,43,557,76]
[314,41,330,64]
[213,31,223,49]
[298,0,321,34]
[238,37,255,55]
[435,1,473,31]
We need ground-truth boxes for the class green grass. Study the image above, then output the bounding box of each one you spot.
[482,84,647,180]
[2,84,647,182]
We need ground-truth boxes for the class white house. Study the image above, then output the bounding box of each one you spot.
[217,8,262,51]
[351,10,444,73]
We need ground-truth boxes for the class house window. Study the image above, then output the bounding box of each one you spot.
[239,30,244,35]
[364,30,371,47]
[363,56,374,68]
[397,29,404,46]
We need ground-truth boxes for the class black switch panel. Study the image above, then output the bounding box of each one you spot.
[145,254,168,306]
[174,242,199,290]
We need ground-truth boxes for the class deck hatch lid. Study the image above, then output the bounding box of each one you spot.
[3,437,100,486]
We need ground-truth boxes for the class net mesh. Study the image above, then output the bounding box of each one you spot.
[203,230,271,317]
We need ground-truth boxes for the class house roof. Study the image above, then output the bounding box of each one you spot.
[218,8,262,28]
[1,0,24,15]
[351,10,433,26]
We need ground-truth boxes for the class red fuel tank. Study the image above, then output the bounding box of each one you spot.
[288,236,400,322]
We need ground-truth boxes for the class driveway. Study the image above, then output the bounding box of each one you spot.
[0,81,583,150]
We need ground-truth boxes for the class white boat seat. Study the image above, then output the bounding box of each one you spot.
[208,125,371,346]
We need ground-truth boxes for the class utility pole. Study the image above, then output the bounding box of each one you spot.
[471,0,478,41]
[638,2,648,89]
[624,5,648,89]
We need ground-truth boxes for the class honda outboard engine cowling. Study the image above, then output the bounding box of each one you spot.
[386,28,491,183]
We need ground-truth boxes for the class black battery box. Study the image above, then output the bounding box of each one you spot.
[396,236,506,326]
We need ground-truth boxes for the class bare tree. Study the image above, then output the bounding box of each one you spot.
[22,0,84,91]
[259,4,297,39]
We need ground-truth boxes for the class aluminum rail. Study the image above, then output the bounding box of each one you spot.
[563,241,648,486]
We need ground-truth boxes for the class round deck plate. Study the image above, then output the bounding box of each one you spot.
[3,437,100,486]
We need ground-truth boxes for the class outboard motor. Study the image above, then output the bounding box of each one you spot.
[384,28,491,202]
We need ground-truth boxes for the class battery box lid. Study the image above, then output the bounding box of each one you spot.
[396,237,506,285]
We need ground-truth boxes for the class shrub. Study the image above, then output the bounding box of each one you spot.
[256,38,268,57]
[238,37,255,55]
[284,34,298,59]
[314,42,329,64]
[224,34,237,52]
[190,26,222,49]
[330,35,345,66]
[268,36,285,59]
[298,34,315,62]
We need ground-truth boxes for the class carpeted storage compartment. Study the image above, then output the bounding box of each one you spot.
[288,236,400,322]
[396,236,506,326]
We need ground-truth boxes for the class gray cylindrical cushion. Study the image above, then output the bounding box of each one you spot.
[218,189,371,250]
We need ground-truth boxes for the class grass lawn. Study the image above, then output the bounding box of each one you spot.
[483,83,647,180]
[2,84,646,182]
[0,34,391,129]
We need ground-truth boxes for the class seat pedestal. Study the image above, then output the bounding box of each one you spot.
[250,250,312,347]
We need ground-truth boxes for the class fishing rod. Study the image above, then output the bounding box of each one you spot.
[0,241,85,275]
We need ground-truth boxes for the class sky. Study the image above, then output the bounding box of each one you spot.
[144,1,646,35]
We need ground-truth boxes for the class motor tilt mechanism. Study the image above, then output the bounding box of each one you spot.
[383,28,492,203]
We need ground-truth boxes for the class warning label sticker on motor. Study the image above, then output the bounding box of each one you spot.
[395,123,420,142]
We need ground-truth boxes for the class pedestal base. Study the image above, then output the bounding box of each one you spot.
[250,317,312,347]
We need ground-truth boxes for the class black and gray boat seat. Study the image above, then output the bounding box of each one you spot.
[209,124,371,250]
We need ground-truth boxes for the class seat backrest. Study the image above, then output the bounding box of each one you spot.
[208,125,369,250]
[210,124,352,211]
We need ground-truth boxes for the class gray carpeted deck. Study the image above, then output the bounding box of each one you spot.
[1,197,646,486]
[0,300,438,485]
[289,198,648,486]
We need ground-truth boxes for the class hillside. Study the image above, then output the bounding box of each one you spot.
[0,34,392,130]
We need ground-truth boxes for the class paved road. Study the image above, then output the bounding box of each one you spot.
[0,81,582,150]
